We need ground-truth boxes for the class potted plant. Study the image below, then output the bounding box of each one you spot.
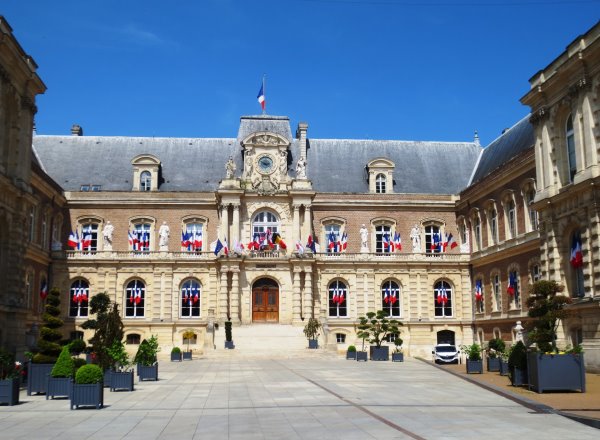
[508,341,528,386]
[0,348,21,406]
[106,340,134,392]
[357,310,402,361]
[69,339,86,357]
[135,336,159,381]
[182,330,195,360]
[303,317,321,349]
[499,350,510,376]
[461,343,483,373]
[391,337,404,362]
[486,338,505,372]
[46,345,74,399]
[29,287,63,396]
[224,321,235,349]
[525,280,585,393]
[171,347,182,362]
[355,328,369,361]
[71,364,104,409]
[346,345,357,360]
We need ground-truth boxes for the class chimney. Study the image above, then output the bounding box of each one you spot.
[473,130,480,147]
[296,122,308,159]
[71,124,83,136]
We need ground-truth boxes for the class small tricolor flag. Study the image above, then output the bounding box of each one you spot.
[570,235,583,268]
[474,280,483,301]
[257,82,265,110]
[507,272,517,296]
[40,280,48,300]
[393,232,402,251]
[306,235,316,253]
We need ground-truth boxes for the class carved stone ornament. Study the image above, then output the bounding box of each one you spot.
[251,134,283,146]
[245,201,291,223]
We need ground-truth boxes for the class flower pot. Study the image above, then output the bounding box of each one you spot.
[27,362,53,395]
[182,351,193,360]
[71,382,103,409]
[356,351,368,362]
[137,363,158,381]
[224,341,235,349]
[526,352,586,393]
[0,378,20,406]
[466,359,483,374]
[511,367,528,386]
[110,370,134,392]
[46,377,72,399]
[171,352,183,362]
[308,339,318,349]
[499,360,509,376]
[346,350,357,360]
[487,357,500,372]
[369,346,389,361]
[392,353,404,362]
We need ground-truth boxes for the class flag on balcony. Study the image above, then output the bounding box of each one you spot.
[390,288,398,305]
[570,235,583,268]
[134,287,142,304]
[213,238,224,256]
[328,231,338,252]
[81,231,92,250]
[181,231,190,248]
[447,233,457,250]
[432,233,442,252]
[40,280,48,300]
[128,231,135,248]
[296,241,305,255]
[340,232,348,252]
[393,232,402,251]
[332,288,339,304]
[193,231,202,250]
[507,272,517,296]
[474,280,483,301]
[193,285,199,303]
[67,231,79,249]
[383,288,390,304]
[306,235,316,253]
[223,237,229,256]
[382,233,392,251]
[436,285,448,305]
[272,232,287,249]
[248,233,260,251]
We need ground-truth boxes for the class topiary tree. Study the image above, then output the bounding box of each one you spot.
[51,345,75,378]
[134,335,159,366]
[33,287,64,363]
[224,321,233,342]
[303,317,321,340]
[525,280,571,353]
[106,340,130,371]
[357,310,402,348]
[486,338,506,358]
[69,339,86,356]
[182,330,195,352]
[507,341,527,378]
[75,364,103,384]
[80,292,124,370]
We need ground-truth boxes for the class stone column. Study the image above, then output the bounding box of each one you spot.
[292,268,302,323]
[232,203,240,245]
[219,269,228,321]
[221,204,229,242]
[230,268,240,324]
[302,205,312,244]
[304,270,313,319]
[293,204,301,246]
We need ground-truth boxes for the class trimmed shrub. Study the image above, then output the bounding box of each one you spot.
[508,341,527,371]
[487,338,506,358]
[75,364,103,384]
[134,336,159,366]
[171,347,181,354]
[33,287,64,363]
[347,345,356,352]
[51,345,75,378]
[69,339,86,355]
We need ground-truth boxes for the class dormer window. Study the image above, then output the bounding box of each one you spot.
[375,174,386,193]
[367,158,395,194]
[140,171,152,191]
[131,154,161,191]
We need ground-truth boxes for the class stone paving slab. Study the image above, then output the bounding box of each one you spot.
[1,356,599,439]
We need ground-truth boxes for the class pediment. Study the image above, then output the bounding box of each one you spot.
[241,132,290,148]
[368,157,395,169]
[131,154,161,166]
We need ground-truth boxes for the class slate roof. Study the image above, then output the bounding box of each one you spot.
[32,114,483,195]
[468,115,534,186]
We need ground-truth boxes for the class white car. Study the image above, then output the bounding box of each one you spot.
[432,344,460,364]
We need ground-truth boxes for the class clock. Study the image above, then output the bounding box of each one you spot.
[257,155,274,173]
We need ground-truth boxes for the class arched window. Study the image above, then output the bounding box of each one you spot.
[570,231,584,298]
[489,208,498,245]
[140,171,152,191]
[125,279,145,317]
[433,281,452,317]
[507,200,517,238]
[69,279,89,317]
[80,221,99,252]
[375,174,386,194]
[507,270,520,310]
[375,224,392,254]
[527,190,538,231]
[474,278,484,314]
[474,217,482,250]
[29,206,36,242]
[381,280,401,317]
[181,279,201,317]
[328,279,348,317]
[252,211,281,249]
[182,222,204,252]
[566,115,576,182]
[425,224,441,254]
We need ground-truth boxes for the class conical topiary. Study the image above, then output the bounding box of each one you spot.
[33,287,64,363]
[51,345,75,378]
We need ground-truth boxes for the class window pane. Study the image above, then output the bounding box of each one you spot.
[181,280,201,317]
[328,280,347,317]
[69,279,89,317]
[125,280,145,317]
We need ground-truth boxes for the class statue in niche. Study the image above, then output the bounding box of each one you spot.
[102,221,114,250]
[410,224,422,252]
[360,224,369,252]
[296,156,307,179]
[279,150,288,175]
[225,156,236,179]
[243,150,254,179]
[158,221,170,250]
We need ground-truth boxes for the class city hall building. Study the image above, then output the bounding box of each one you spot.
[2,16,600,371]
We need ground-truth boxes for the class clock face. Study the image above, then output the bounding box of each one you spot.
[257,155,274,173]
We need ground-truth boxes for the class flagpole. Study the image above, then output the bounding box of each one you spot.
[262,74,266,115]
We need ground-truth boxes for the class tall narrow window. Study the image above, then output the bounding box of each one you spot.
[125,280,145,317]
[492,274,501,312]
[381,280,401,317]
[24,271,33,309]
[527,190,538,231]
[531,264,541,283]
[459,222,467,245]
[69,279,89,317]
[474,218,481,250]
[489,209,497,245]
[328,280,348,317]
[324,224,341,253]
[29,206,36,242]
[375,224,392,254]
[508,270,520,309]
[375,174,386,194]
[41,212,48,250]
[566,115,576,182]
[425,225,441,254]
[140,171,152,191]
[570,231,584,298]
[181,279,201,317]
[80,222,99,252]
[508,200,516,238]
[434,281,452,317]
[132,222,151,252]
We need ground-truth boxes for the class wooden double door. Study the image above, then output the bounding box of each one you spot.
[252,279,279,322]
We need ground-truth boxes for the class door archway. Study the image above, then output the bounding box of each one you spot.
[437,330,455,345]
[252,278,279,322]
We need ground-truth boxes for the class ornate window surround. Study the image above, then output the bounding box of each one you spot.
[131,154,161,191]
[367,158,395,194]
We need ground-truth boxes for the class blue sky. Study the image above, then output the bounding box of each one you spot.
[2,0,599,145]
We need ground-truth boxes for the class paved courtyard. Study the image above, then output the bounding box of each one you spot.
[1,355,598,439]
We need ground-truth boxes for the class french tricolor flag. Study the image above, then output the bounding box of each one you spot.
[257,82,266,111]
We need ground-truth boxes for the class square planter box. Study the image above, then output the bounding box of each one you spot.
[392,353,404,362]
[46,377,72,400]
[308,339,318,349]
[499,360,509,376]
[171,352,183,362]
[110,370,134,392]
[511,367,528,386]
[71,382,103,409]
[527,352,586,393]
[356,351,368,362]
[466,359,483,374]
[346,350,357,360]
[224,341,235,349]
[103,370,112,388]
[137,364,158,381]
[27,362,54,395]
[0,378,20,406]
[369,346,389,361]
[182,351,193,361]
[487,357,500,372]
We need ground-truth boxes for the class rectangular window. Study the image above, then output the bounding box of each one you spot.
[509,271,520,310]
[29,206,36,242]
[324,224,341,253]
[425,225,441,254]
[489,210,497,245]
[375,225,391,254]
[532,264,541,283]
[493,274,501,312]
[336,333,346,344]
[133,223,151,252]
[41,213,48,250]
[508,201,516,238]
[81,223,99,252]
[474,219,481,250]
[91,185,101,192]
